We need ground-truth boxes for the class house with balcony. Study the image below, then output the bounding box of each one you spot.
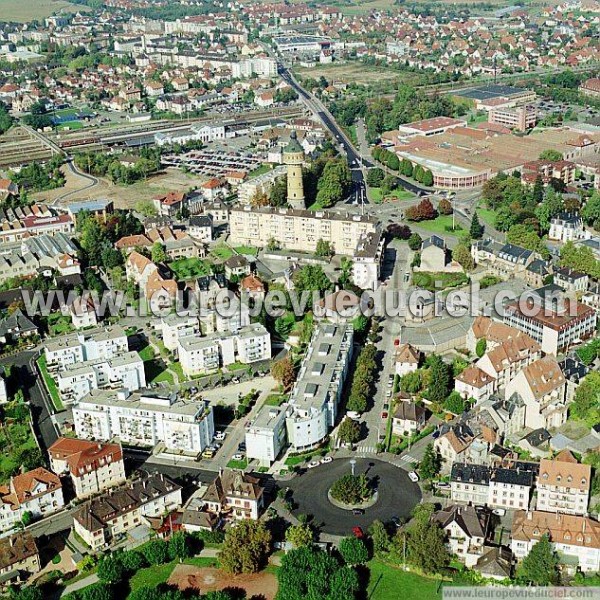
[202,469,265,521]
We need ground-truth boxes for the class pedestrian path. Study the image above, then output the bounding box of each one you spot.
[355,445,377,455]
[400,454,417,463]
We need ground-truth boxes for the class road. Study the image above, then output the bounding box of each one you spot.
[49,158,100,205]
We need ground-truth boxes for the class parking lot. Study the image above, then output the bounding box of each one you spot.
[162,147,265,177]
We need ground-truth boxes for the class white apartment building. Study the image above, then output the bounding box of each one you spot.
[0,468,64,533]
[56,351,146,404]
[73,389,215,454]
[44,326,128,367]
[488,468,535,511]
[536,450,591,516]
[229,206,378,256]
[159,314,200,352]
[73,475,182,550]
[511,510,600,573]
[352,231,384,291]
[245,404,289,466]
[178,323,270,377]
[198,301,251,335]
[286,323,353,451]
[231,56,277,78]
[548,212,588,243]
[48,438,126,499]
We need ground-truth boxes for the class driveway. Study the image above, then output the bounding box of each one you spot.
[286,458,421,536]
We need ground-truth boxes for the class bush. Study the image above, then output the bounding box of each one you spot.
[330,474,372,505]
[338,536,369,565]
[141,539,169,565]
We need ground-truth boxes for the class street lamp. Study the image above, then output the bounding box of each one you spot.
[350,458,357,477]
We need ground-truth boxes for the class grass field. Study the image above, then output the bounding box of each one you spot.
[412,271,469,292]
[234,245,259,257]
[369,187,415,203]
[36,354,64,411]
[0,0,89,22]
[367,560,443,600]
[211,243,234,261]
[169,257,211,280]
[476,205,498,229]
[414,215,463,235]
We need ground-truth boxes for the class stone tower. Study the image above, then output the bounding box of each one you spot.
[284,130,305,209]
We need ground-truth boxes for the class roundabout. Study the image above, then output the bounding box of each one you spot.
[286,458,422,536]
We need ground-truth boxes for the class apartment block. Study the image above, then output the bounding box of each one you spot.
[44,325,128,367]
[245,404,289,465]
[73,389,215,454]
[55,351,146,404]
[229,206,378,256]
[536,450,591,516]
[178,323,270,377]
[73,475,182,550]
[286,323,353,451]
[48,438,126,499]
[352,230,385,291]
[0,468,64,533]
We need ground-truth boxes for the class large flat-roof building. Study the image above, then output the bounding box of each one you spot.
[73,389,215,454]
[286,323,353,451]
[245,404,290,466]
[229,206,378,256]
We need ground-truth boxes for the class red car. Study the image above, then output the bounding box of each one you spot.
[352,527,364,539]
[381,411,388,420]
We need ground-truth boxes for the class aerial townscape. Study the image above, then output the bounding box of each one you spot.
[0,0,599,599]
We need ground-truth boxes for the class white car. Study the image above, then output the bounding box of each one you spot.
[346,411,361,420]
[408,471,419,483]
[307,460,320,469]
[321,456,333,464]
[493,508,506,516]
[214,431,226,440]
[232,453,244,461]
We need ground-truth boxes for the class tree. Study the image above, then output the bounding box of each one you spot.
[532,174,544,205]
[408,232,422,251]
[366,168,385,187]
[293,264,332,294]
[168,531,193,561]
[352,314,369,336]
[427,355,451,404]
[151,242,167,264]
[570,371,600,427]
[81,583,114,600]
[135,199,157,217]
[469,213,484,239]
[444,391,466,415]
[475,338,487,358]
[582,192,600,228]
[219,520,272,574]
[539,149,563,161]
[369,520,390,555]
[141,539,169,565]
[438,198,453,215]
[405,513,450,574]
[560,241,600,279]
[338,536,369,565]
[276,546,359,600]
[21,511,34,527]
[422,169,434,187]
[506,224,548,257]
[518,534,559,585]
[452,244,474,271]
[419,443,442,480]
[285,523,314,548]
[97,555,126,584]
[338,417,361,445]
[119,550,146,572]
[315,238,334,258]
[405,198,436,222]
[330,474,371,505]
[400,370,422,394]
[387,223,412,240]
[271,356,296,391]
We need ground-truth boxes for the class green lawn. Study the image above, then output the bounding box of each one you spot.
[169,257,211,280]
[57,121,84,131]
[138,344,155,362]
[412,271,469,292]
[36,354,64,411]
[226,459,248,469]
[367,560,443,600]
[413,215,463,235]
[211,244,234,260]
[169,361,185,382]
[476,205,497,229]
[248,164,272,178]
[234,245,259,257]
[264,394,287,407]
[369,187,416,204]
[0,416,40,484]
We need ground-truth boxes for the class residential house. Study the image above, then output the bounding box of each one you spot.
[434,424,476,474]
[394,343,421,376]
[511,510,600,572]
[433,504,491,567]
[504,356,567,430]
[548,212,587,243]
[417,235,462,273]
[70,297,99,329]
[553,267,589,294]
[188,215,213,242]
[0,533,40,588]
[0,468,64,533]
[48,438,126,499]
[536,450,591,516]
[392,402,426,437]
[224,255,251,280]
[240,274,266,302]
[73,475,182,550]
[0,309,38,345]
[455,365,495,404]
[450,463,490,506]
[488,466,535,510]
[202,469,266,520]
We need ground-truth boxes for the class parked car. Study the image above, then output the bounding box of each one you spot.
[408,471,419,483]
[308,460,320,469]
[347,411,361,420]
[214,431,226,440]
[232,453,244,461]
[202,449,215,459]
[352,526,364,539]
[321,456,333,464]
[352,508,365,515]
[493,508,506,516]
[381,411,388,419]
[435,482,450,490]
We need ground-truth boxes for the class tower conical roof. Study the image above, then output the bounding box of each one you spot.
[284,130,303,153]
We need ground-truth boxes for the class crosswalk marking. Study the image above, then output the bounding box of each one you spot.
[356,445,377,454]
[400,454,416,463]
